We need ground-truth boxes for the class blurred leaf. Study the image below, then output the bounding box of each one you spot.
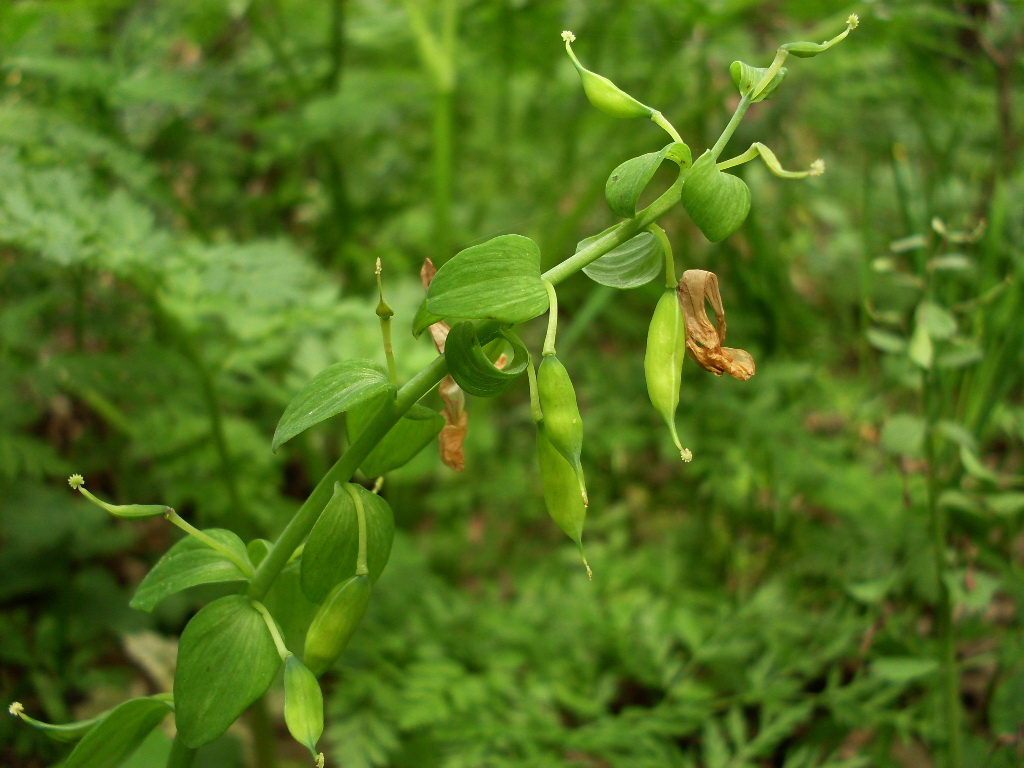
[62,698,172,768]
[871,657,939,682]
[881,414,925,457]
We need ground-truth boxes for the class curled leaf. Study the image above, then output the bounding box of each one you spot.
[678,270,756,381]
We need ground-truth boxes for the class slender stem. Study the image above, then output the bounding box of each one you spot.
[710,93,752,160]
[252,601,290,659]
[542,171,685,286]
[432,86,454,258]
[542,281,559,357]
[526,356,542,424]
[749,49,788,101]
[346,484,369,576]
[651,110,683,143]
[166,737,197,768]
[166,510,255,577]
[923,370,962,768]
[649,224,675,288]
[248,354,450,600]
[375,259,398,386]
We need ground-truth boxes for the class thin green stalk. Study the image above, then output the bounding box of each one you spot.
[433,87,454,258]
[166,510,255,577]
[542,281,558,357]
[165,737,197,768]
[375,259,398,386]
[710,93,752,160]
[248,354,450,600]
[346,484,369,576]
[923,370,962,768]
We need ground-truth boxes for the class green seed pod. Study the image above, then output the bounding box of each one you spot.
[536,424,592,579]
[303,575,371,677]
[283,655,324,760]
[644,289,691,462]
[537,355,587,505]
[563,31,653,120]
[69,475,171,519]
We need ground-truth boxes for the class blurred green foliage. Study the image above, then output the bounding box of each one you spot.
[1,0,1022,766]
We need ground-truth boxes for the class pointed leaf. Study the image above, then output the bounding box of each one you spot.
[605,142,690,218]
[273,360,391,451]
[62,698,172,768]
[681,152,751,242]
[916,301,957,340]
[131,529,251,612]
[411,297,444,339]
[581,229,662,289]
[425,235,548,324]
[908,322,934,369]
[729,60,786,101]
[347,394,445,477]
[174,595,282,748]
[300,483,394,602]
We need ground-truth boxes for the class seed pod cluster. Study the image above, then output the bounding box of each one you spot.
[644,288,691,462]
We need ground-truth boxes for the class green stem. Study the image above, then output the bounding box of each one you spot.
[542,281,558,357]
[376,259,398,386]
[649,224,675,288]
[249,165,688,601]
[710,93,752,160]
[166,510,255,577]
[526,356,542,425]
[248,355,450,601]
[346,484,369,576]
[542,171,685,286]
[651,110,683,143]
[923,370,962,768]
[433,86,454,258]
[252,601,290,660]
[166,737,197,768]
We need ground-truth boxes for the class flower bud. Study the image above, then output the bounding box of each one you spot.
[563,32,654,119]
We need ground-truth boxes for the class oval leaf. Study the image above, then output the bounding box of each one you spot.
[681,151,751,243]
[174,595,282,748]
[273,360,391,451]
[300,483,394,602]
[606,142,690,219]
[131,529,251,613]
[581,229,662,289]
[445,323,530,398]
[425,234,548,324]
[347,394,445,477]
[62,697,172,768]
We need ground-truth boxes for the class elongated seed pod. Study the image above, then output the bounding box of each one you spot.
[303,575,371,676]
[283,655,324,759]
[537,355,588,505]
[644,289,690,461]
[536,424,592,578]
[563,33,654,119]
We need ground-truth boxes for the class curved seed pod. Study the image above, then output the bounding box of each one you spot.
[303,575,371,677]
[537,355,587,505]
[283,655,324,761]
[536,424,591,579]
[68,475,170,519]
[562,31,653,120]
[644,289,691,462]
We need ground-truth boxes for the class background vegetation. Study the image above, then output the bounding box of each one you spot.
[1,1,1021,766]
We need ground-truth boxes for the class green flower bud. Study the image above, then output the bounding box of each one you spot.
[69,475,171,519]
[563,31,654,120]
[537,355,587,505]
[644,289,691,462]
[283,655,324,760]
[303,574,371,677]
[536,424,591,579]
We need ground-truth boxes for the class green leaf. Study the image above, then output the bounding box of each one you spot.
[936,341,983,369]
[986,493,1024,518]
[347,394,445,477]
[990,667,1024,735]
[412,296,444,339]
[425,235,548,324]
[880,414,925,458]
[62,698,172,768]
[131,529,251,613]
[907,322,934,369]
[444,323,530,398]
[871,657,939,682]
[729,60,786,101]
[605,142,690,219]
[580,230,662,289]
[916,301,957,340]
[273,360,392,451]
[174,595,282,748]
[680,151,751,243]
[300,483,394,602]
[865,328,908,354]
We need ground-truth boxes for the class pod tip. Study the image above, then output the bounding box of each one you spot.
[316,753,325,768]
[680,448,693,463]
[577,542,593,581]
[68,474,84,490]
[8,701,23,717]
[561,30,575,43]
[847,14,859,29]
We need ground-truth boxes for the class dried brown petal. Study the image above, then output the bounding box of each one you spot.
[439,375,468,472]
[678,269,756,381]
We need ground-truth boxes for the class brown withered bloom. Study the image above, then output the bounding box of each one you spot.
[678,269,756,381]
[422,258,468,471]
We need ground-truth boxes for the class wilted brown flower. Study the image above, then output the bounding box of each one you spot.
[678,269,756,381]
